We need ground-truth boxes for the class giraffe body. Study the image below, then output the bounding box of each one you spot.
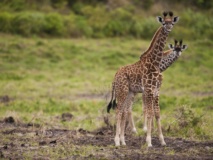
[107,12,180,147]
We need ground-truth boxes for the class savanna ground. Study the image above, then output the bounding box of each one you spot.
[0,35,213,159]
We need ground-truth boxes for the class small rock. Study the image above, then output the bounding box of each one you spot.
[205,146,210,150]
[4,117,15,123]
[0,95,10,103]
[78,128,87,134]
[0,150,4,158]
[39,141,47,146]
[50,140,57,144]
[3,145,8,149]
[21,143,29,147]
[96,131,104,135]
[61,113,73,121]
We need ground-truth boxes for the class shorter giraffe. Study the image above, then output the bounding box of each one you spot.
[159,39,188,72]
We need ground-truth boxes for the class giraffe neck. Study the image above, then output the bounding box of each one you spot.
[141,27,169,69]
[141,27,162,58]
[159,49,181,72]
[140,27,169,67]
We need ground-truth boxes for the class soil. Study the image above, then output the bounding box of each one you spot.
[0,117,213,160]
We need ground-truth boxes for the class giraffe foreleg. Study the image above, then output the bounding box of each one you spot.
[126,93,137,133]
[153,82,166,146]
[142,94,148,132]
[127,109,137,133]
[143,92,154,147]
[154,95,166,146]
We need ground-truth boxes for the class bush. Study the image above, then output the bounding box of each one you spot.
[179,9,213,39]
[12,12,46,36]
[75,17,93,37]
[0,12,13,33]
[81,5,109,38]
[166,105,205,139]
[0,5,212,40]
[174,106,202,128]
[103,8,133,37]
[64,14,82,37]
[43,13,65,36]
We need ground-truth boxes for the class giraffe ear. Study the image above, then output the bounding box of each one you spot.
[156,16,163,23]
[173,16,179,23]
[182,45,188,50]
[168,44,174,49]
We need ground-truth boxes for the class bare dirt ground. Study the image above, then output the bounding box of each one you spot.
[0,117,213,160]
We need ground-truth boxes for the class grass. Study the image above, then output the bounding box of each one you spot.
[0,34,213,141]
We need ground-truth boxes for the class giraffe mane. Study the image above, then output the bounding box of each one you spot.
[140,27,163,59]
[163,49,173,56]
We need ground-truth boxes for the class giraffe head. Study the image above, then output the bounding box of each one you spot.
[157,11,179,32]
[168,39,187,56]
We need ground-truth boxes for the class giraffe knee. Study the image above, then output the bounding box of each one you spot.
[155,111,160,119]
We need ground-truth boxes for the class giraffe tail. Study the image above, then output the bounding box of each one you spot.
[107,82,117,113]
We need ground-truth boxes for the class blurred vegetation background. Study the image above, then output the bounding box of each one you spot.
[0,0,212,143]
[0,0,212,39]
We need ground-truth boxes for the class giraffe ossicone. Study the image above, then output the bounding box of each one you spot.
[107,11,182,147]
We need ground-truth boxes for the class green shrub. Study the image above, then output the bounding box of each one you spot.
[0,4,212,39]
[8,0,26,11]
[103,8,133,37]
[180,9,212,39]
[64,14,81,37]
[12,12,46,36]
[81,5,109,38]
[75,17,93,37]
[130,20,144,38]
[43,13,65,36]
[166,105,206,139]
[0,12,13,32]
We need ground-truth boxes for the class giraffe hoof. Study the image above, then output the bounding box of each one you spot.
[132,128,137,134]
[115,143,120,147]
[115,137,120,146]
[161,142,166,146]
[121,142,126,146]
[148,144,153,147]
[143,127,147,132]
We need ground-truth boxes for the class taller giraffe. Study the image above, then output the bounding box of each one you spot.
[107,11,179,147]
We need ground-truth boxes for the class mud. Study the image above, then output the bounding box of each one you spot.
[0,117,212,160]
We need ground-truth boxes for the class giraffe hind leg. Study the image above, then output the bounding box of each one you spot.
[115,110,122,146]
[114,88,129,146]
[120,92,135,145]
[115,91,134,146]
[127,109,137,134]
[126,93,137,134]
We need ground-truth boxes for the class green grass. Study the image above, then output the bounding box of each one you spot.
[0,34,213,140]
